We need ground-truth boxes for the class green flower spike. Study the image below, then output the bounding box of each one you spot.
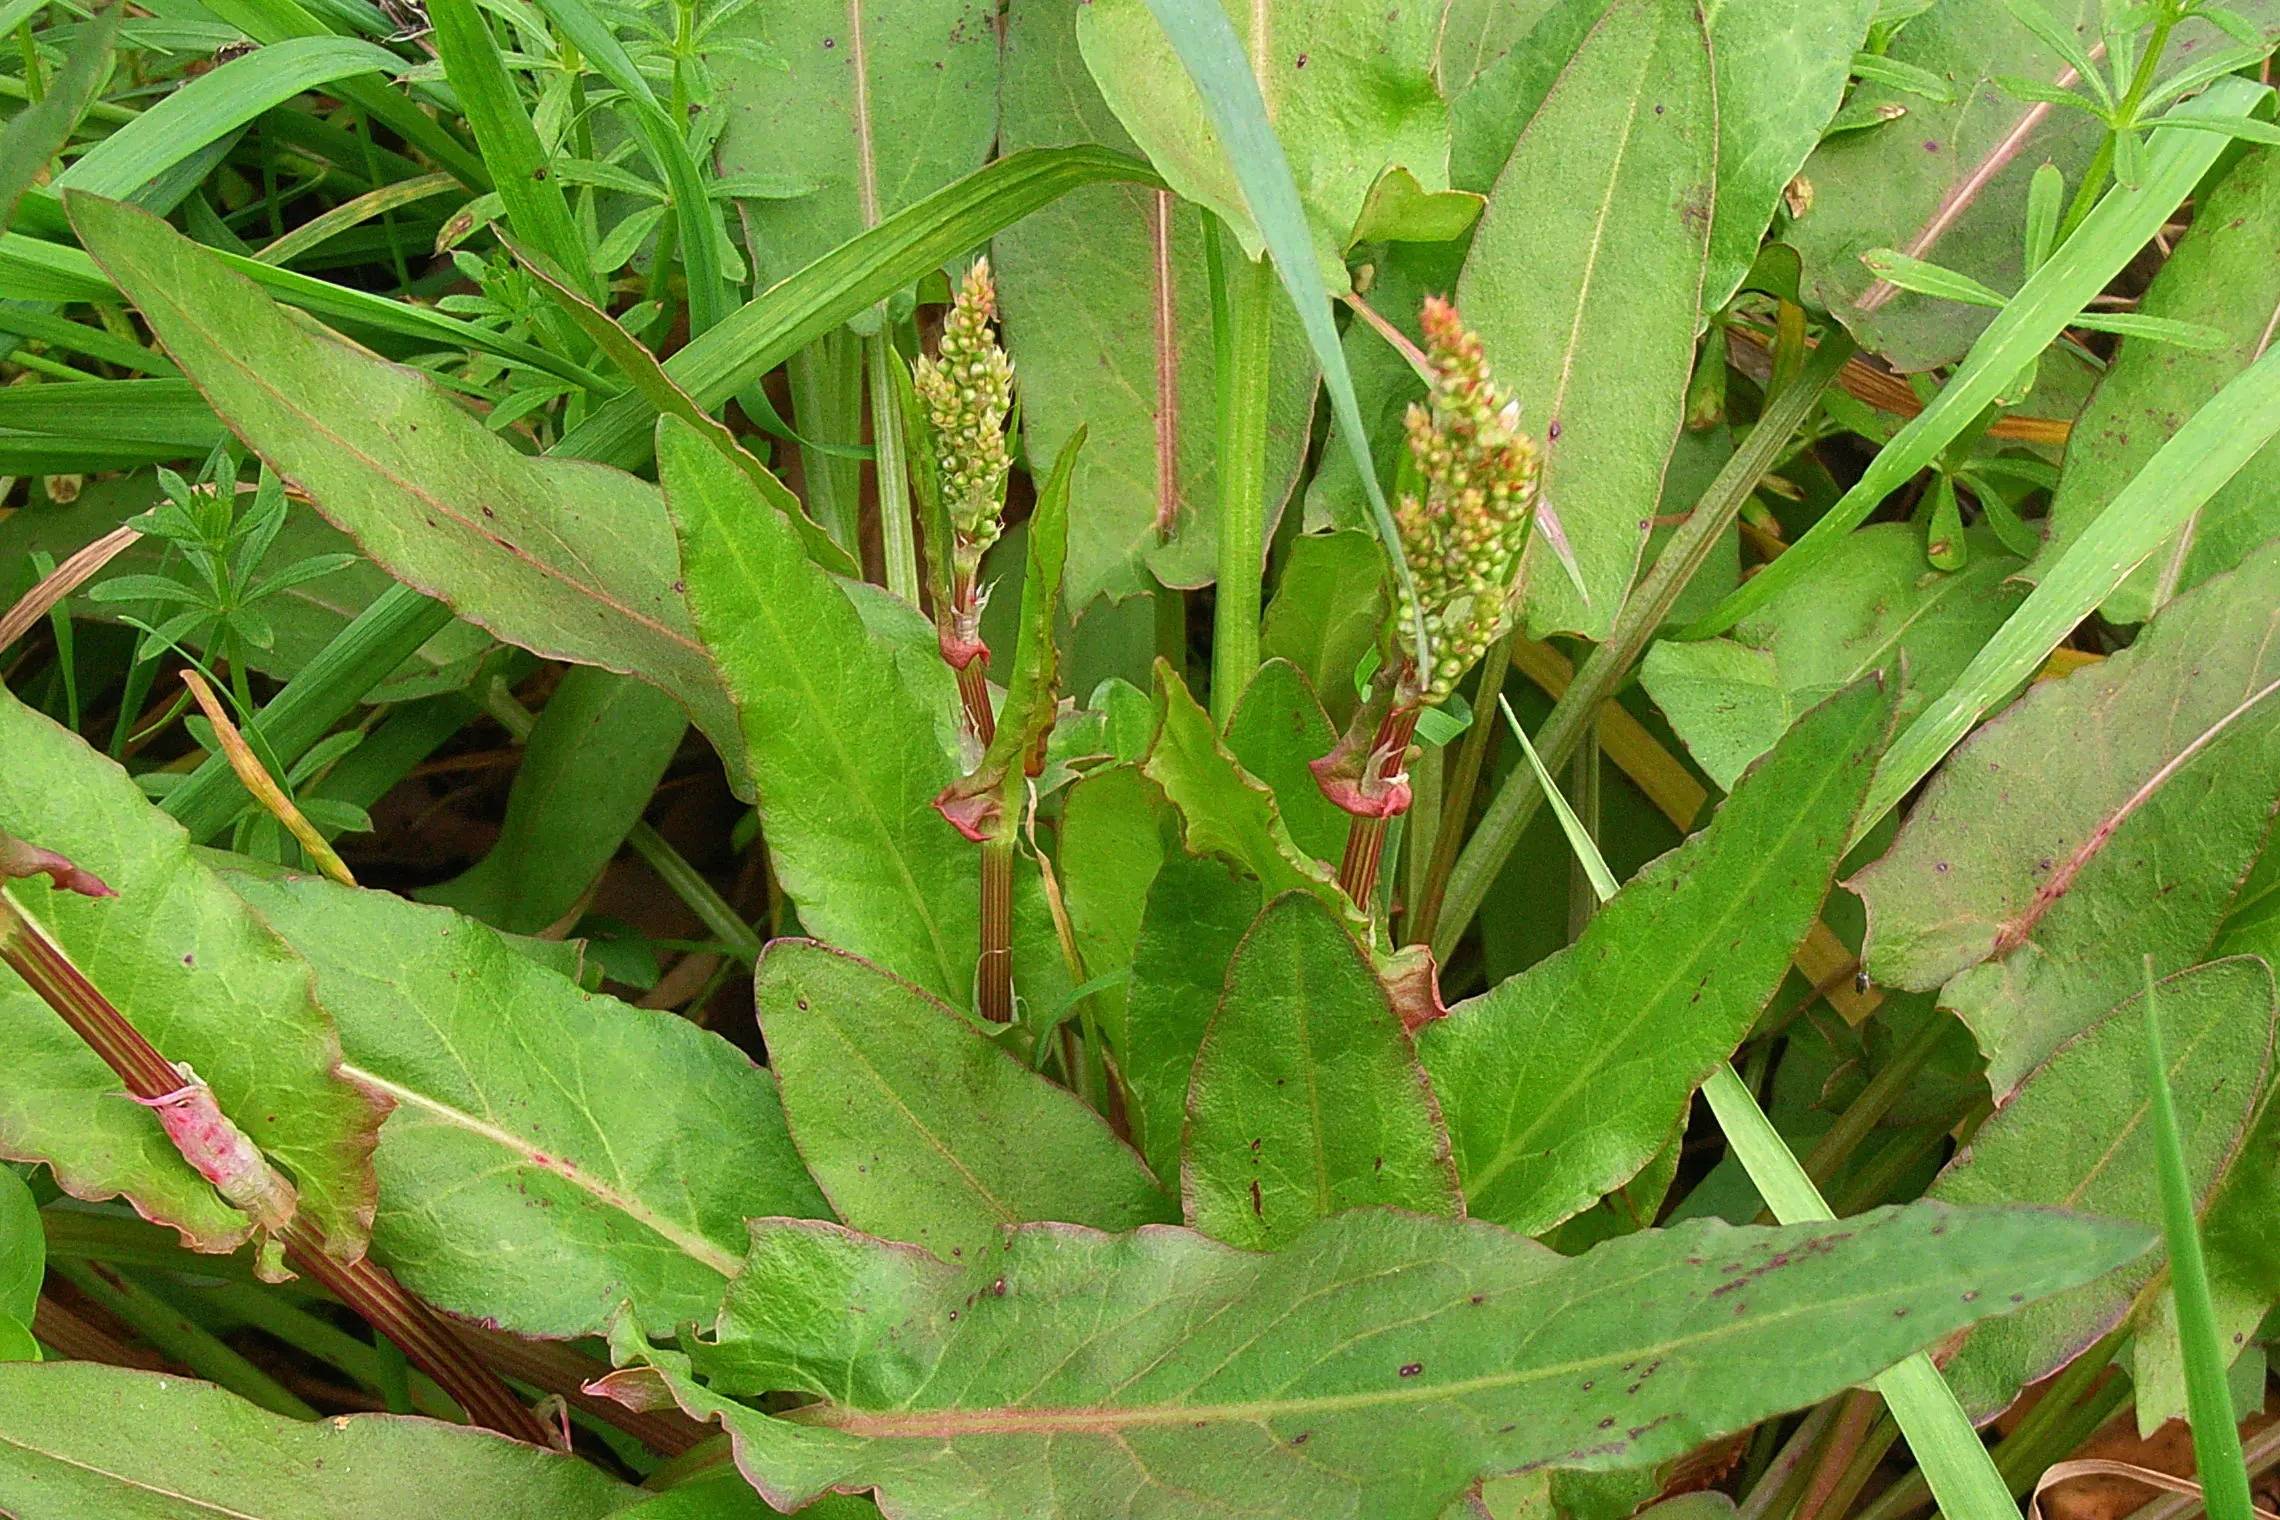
[912,258,1016,589]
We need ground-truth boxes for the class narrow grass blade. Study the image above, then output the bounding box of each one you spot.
[0,1,120,235]
[1506,700,2026,1520]
[2144,957,2258,1520]
[1680,74,2270,639]
[1129,0,1426,672]
[1859,339,2280,837]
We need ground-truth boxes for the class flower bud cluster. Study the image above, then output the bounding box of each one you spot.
[913,259,1015,582]
[1391,296,1541,704]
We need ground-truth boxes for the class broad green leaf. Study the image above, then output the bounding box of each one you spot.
[658,414,974,1001]
[2046,145,2280,623]
[1927,958,2275,1418]
[1140,660,1353,921]
[1221,657,1346,867]
[228,871,827,1338]
[753,939,1172,1263]
[1121,853,1259,1181]
[0,1361,637,1518]
[995,0,1316,604]
[1185,893,1460,1247]
[1076,0,1453,282]
[1258,529,1389,726]
[1641,525,2025,790]
[1420,677,1895,1235]
[1700,0,1880,312]
[64,194,747,775]
[615,1201,2148,1520]
[419,668,687,936]
[1456,0,1716,640]
[1854,541,2280,1089]
[1058,763,1173,1036]
[0,1165,38,1325]
[709,0,999,310]
[0,686,381,1255]
[1788,2,2275,370]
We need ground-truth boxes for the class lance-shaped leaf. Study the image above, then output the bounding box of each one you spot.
[0,1361,637,1517]
[1420,677,1895,1236]
[1075,0,1456,282]
[0,687,380,1255]
[1259,529,1389,726]
[2046,145,2280,623]
[658,414,977,1003]
[709,0,999,305]
[1185,893,1460,1247]
[1059,763,1174,1037]
[63,193,747,775]
[228,872,827,1339]
[1456,0,1716,640]
[1854,542,2280,1090]
[994,0,1316,603]
[754,940,1173,1264]
[1222,659,1347,868]
[1121,852,1260,1182]
[1927,957,2275,1419]
[1641,525,2026,790]
[608,1202,2146,1520]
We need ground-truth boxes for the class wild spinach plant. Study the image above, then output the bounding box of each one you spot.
[0,0,2277,1516]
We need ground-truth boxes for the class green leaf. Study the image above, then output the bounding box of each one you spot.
[657,413,978,1003]
[1684,75,2269,641]
[1640,524,2025,790]
[1221,658,1346,867]
[227,871,827,1338]
[1788,4,2261,369]
[1702,0,1881,312]
[0,1165,39,1326]
[1076,0,1453,283]
[994,0,1316,605]
[1259,529,1391,727]
[1058,763,1173,1038]
[2047,145,2280,623]
[1419,676,1896,1235]
[1456,0,1716,640]
[0,1,119,235]
[1121,853,1260,1182]
[1185,893,1459,1247]
[418,668,687,937]
[1854,542,2280,1090]
[0,1361,637,1517]
[64,193,747,776]
[1928,957,2275,1418]
[752,939,1172,1263]
[0,685,382,1255]
[709,0,1000,315]
[613,1201,2148,1520]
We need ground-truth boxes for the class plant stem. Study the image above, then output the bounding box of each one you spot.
[2057,9,2184,242]
[0,889,549,1445]
[1432,333,1857,957]
[1336,705,1422,918]
[52,1259,318,1420]
[1790,1388,1883,1520]
[869,330,922,605]
[977,835,1015,1023]
[956,649,997,748]
[1792,1012,1951,1201]
[1209,254,1275,726]
[1565,728,1602,943]
[1407,633,1511,947]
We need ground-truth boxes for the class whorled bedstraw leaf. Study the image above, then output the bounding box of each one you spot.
[1074,0,1455,284]
[995,0,1317,605]
[0,1361,638,1517]
[1928,957,2276,1419]
[62,193,748,777]
[2045,144,2280,623]
[656,414,978,1004]
[1455,0,1716,640]
[226,871,827,1339]
[1184,892,1460,1247]
[1854,540,2280,1091]
[1419,676,1896,1236]
[753,939,1174,1265]
[608,1201,2148,1520]
[1641,524,2026,790]
[0,685,381,1256]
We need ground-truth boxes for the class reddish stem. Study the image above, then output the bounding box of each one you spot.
[957,660,996,748]
[977,838,1015,1023]
[1335,705,1422,915]
[0,891,550,1447]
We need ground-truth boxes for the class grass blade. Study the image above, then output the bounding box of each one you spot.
[0,1,120,236]
[1501,699,2025,1520]
[2144,956,2257,1520]
[1679,74,2270,639]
